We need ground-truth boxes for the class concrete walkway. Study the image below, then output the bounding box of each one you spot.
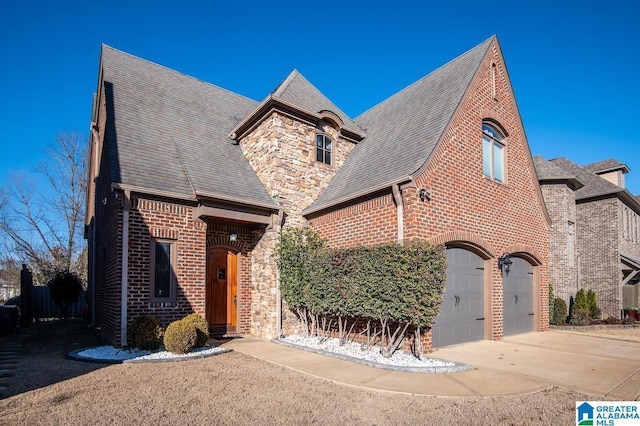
[221,330,640,399]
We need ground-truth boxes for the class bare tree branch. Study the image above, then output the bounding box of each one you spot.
[0,132,88,284]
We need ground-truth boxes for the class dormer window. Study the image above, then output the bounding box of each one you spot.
[316,134,332,165]
[482,123,505,182]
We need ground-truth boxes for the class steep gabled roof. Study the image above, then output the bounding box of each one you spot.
[229,70,365,142]
[583,158,630,175]
[272,70,362,133]
[100,45,278,209]
[533,155,584,190]
[305,36,494,214]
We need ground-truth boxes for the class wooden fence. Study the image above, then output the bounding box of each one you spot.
[30,285,87,319]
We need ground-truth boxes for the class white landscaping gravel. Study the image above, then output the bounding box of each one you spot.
[280,334,456,368]
[76,345,228,362]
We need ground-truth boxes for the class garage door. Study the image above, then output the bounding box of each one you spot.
[432,247,485,347]
[503,257,534,336]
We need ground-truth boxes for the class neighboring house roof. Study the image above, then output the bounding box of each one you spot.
[533,155,584,190]
[583,158,630,175]
[100,45,278,209]
[546,157,640,213]
[304,36,494,214]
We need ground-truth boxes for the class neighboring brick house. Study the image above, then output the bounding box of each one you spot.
[86,35,550,350]
[535,157,640,317]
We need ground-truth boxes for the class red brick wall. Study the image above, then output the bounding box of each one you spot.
[309,193,397,247]
[126,199,257,339]
[406,40,550,339]
[91,131,123,346]
[307,39,550,349]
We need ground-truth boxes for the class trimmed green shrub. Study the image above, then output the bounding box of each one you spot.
[552,297,568,324]
[275,226,447,355]
[569,308,590,326]
[164,319,197,354]
[129,315,164,350]
[182,313,209,347]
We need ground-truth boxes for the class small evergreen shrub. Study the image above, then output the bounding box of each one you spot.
[586,290,599,319]
[182,313,209,347]
[164,319,197,354]
[569,308,590,326]
[129,315,164,350]
[573,289,588,312]
[552,297,568,324]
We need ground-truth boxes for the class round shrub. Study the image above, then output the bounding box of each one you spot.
[569,308,590,326]
[163,319,197,354]
[129,316,164,350]
[552,297,568,324]
[182,313,209,347]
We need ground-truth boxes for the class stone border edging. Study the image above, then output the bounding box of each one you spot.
[67,346,233,364]
[272,338,473,373]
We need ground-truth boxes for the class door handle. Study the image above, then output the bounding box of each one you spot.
[454,295,460,306]
[515,294,519,304]
[233,294,237,308]
[476,317,485,321]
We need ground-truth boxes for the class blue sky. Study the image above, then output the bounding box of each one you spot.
[1,1,638,192]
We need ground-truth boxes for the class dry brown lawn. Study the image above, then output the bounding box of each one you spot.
[0,320,598,425]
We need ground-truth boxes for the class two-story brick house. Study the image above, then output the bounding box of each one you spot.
[535,156,640,317]
[86,35,550,350]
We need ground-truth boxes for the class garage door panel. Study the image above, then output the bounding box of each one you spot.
[503,257,533,336]
[433,248,485,348]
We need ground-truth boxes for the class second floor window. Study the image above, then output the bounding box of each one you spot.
[482,123,505,182]
[316,134,332,165]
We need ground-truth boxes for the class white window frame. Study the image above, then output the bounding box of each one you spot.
[482,123,505,182]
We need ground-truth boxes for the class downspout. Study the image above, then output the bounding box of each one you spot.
[275,209,285,337]
[120,189,131,347]
[392,184,404,243]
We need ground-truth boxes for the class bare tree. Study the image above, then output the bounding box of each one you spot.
[0,132,88,285]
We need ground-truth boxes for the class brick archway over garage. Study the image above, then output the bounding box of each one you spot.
[429,230,495,260]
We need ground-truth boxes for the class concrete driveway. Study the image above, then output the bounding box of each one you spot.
[222,329,640,399]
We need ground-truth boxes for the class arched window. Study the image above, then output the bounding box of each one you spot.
[316,134,332,165]
[482,123,505,182]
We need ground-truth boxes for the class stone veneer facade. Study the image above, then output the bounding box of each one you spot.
[239,111,357,337]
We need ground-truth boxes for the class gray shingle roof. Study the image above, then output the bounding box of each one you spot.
[549,157,623,201]
[272,70,362,133]
[533,155,584,190]
[100,45,278,209]
[583,158,630,174]
[305,36,494,214]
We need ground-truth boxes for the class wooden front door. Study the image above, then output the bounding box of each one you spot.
[206,248,237,335]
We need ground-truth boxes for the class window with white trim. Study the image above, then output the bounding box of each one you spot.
[482,123,505,182]
[150,239,177,303]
